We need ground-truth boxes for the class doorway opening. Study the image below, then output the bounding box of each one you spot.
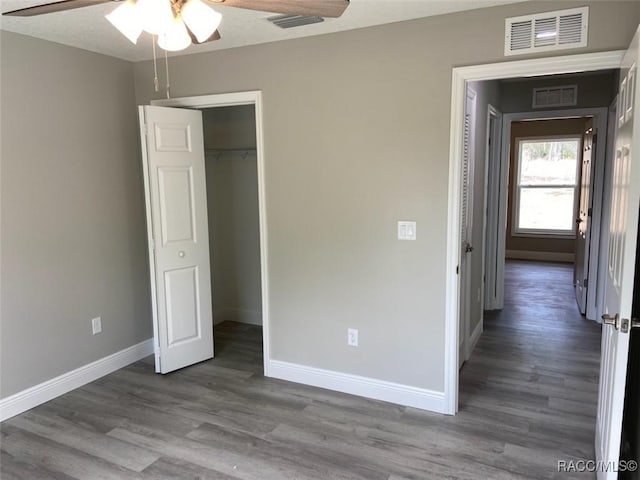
[447,39,640,472]
[144,91,271,376]
[202,104,264,372]
[445,53,625,413]
[458,72,618,431]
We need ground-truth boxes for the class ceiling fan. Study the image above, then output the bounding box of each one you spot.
[3,0,351,51]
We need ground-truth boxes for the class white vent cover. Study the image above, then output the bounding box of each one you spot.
[505,7,588,56]
[268,14,324,29]
[532,85,578,108]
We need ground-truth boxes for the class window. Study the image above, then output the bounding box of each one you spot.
[514,136,581,236]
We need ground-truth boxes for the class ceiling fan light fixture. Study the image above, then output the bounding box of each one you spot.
[105,0,142,44]
[136,0,174,35]
[158,15,192,51]
[181,0,221,43]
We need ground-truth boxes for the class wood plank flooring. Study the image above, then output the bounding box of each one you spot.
[1,261,602,479]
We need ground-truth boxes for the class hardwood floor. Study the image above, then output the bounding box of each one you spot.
[1,261,602,479]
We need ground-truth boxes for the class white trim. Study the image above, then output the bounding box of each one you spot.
[484,105,503,311]
[138,107,162,372]
[459,86,477,369]
[214,308,263,326]
[150,91,271,377]
[0,339,153,422]
[596,99,619,325]
[269,360,446,413]
[446,50,623,415]
[152,91,260,109]
[505,250,575,263]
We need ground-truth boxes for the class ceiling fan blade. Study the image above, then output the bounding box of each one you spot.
[186,28,221,44]
[208,0,349,18]
[2,0,117,17]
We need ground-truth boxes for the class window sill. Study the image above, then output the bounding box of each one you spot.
[512,231,576,240]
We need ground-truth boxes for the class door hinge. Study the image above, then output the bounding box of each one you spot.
[583,278,588,289]
[456,265,459,275]
[588,207,592,217]
[142,123,148,136]
[150,238,156,250]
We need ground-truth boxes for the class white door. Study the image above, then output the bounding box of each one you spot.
[595,26,640,479]
[139,105,214,374]
[574,119,595,314]
[460,87,476,367]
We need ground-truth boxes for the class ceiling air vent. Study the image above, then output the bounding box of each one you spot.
[532,85,578,108]
[268,14,324,29]
[505,7,588,56]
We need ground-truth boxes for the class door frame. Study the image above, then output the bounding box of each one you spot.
[491,107,608,320]
[150,91,271,376]
[445,51,624,414]
[483,105,502,311]
[459,86,477,367]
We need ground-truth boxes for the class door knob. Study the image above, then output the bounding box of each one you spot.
[178,251,185,258]
[602,313,639,333]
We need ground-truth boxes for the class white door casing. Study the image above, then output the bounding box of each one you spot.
[483,106,503,311]
[446,51,625,415]
[595,27,639,480]
[596,100,619,325]
[575,119,595,314]
[459,87,476,367]
[139,105,214,374]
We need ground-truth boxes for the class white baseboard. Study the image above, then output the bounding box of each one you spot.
[506,250,574,263]
[0,339,153,422]
[268,360,446,413]
[468,320,483,359]
[214,307,262,326]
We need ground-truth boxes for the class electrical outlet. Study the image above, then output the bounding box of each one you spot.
[91,317,102,335]
[347,328,358,347]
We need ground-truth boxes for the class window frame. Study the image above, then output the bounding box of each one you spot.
[512,134,583,238]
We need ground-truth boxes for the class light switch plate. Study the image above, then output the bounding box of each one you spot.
[91,317,102,335]
[348,328,358,347]
[398,221,417,240]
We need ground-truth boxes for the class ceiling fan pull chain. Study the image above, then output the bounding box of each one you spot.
[164,48,171,99]
[152,35,159,93]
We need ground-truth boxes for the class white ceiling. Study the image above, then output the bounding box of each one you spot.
[1,0,528,62]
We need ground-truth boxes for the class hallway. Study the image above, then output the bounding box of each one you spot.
[459,260,603,474]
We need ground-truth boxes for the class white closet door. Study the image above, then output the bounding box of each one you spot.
[139,105,214,374]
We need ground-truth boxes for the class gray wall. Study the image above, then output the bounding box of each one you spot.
[203,106,257,151]
[203,106,262,326]
[467,80,501,336]
[500,70,618,113]
[134,0,640,392]
[0,32,151,398]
